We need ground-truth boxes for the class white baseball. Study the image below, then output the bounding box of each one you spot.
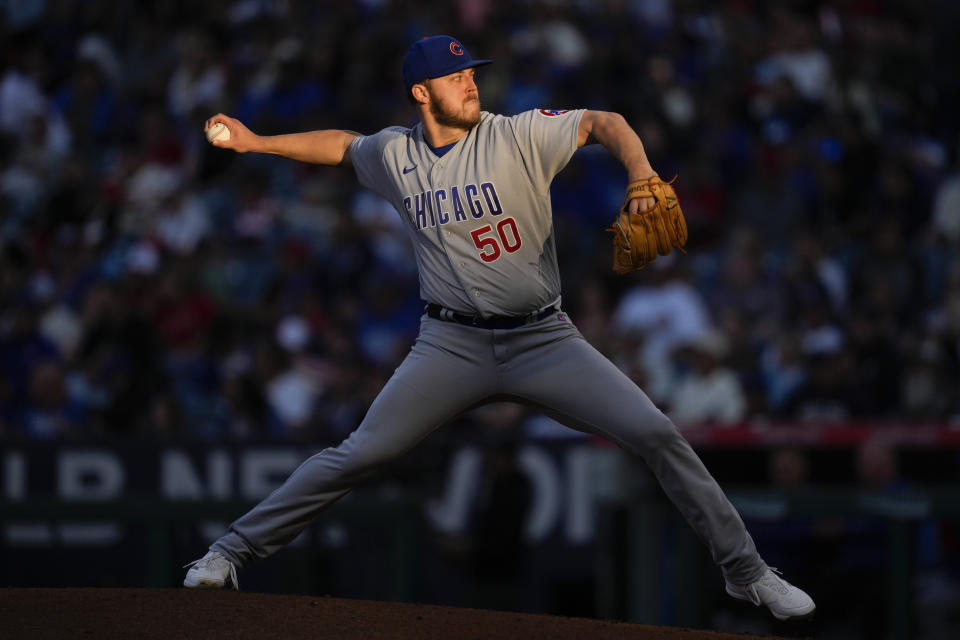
[206,122,231,143]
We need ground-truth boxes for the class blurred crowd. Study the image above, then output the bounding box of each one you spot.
[2,0,959,442]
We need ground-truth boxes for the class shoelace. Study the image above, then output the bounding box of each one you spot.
[743,567,785,605]
[765,567,790,594]
[184,553,239,590]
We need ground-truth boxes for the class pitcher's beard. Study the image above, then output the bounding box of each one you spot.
[430,97,481,130]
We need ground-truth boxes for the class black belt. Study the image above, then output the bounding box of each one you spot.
[425,303,558,329]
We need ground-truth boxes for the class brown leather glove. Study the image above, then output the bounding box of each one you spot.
[607,175,688,273]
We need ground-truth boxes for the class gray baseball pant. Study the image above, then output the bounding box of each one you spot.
[211,312,767,585]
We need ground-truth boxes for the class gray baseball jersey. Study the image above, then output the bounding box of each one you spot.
[348,109,582,317]
[207,108,768,590]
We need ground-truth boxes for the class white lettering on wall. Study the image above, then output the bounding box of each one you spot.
[565,446,594,544]
[208,450,232,499]
[240,450,302,499]
[161,450,204,500]
[59,523,122,545]
[425,446,482,534]
[426,444,599,544]
[519,446,561,541]
[4,451,26,501]
[161,450,233,500]
[58,451,124,501]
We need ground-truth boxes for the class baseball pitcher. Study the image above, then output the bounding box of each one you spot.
[184,35,815,622]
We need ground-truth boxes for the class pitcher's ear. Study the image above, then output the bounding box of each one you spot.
[410,81,430,105]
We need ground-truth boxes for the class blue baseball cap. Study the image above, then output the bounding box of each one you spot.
[402,35,492,91]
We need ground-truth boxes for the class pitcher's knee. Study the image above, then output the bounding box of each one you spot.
[330,438,396,482]
[634,411,684,453]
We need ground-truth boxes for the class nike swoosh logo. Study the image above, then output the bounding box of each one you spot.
[402,165,417,174]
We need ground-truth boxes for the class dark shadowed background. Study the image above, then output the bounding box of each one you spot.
[2,2,959,639]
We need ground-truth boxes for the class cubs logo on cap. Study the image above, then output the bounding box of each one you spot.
[403,35,492,91]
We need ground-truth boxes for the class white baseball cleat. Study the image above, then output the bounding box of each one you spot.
[726,567,815,621]
[183,551,239,590]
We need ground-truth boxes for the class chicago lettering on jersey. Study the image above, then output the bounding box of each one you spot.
[403,182,502,230]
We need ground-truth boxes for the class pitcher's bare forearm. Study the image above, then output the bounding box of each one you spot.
[577,110,655,182]
[257,129,360,166]
[204,113,359,166]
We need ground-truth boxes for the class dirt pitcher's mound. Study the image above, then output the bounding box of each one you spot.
[0,588,791,639]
